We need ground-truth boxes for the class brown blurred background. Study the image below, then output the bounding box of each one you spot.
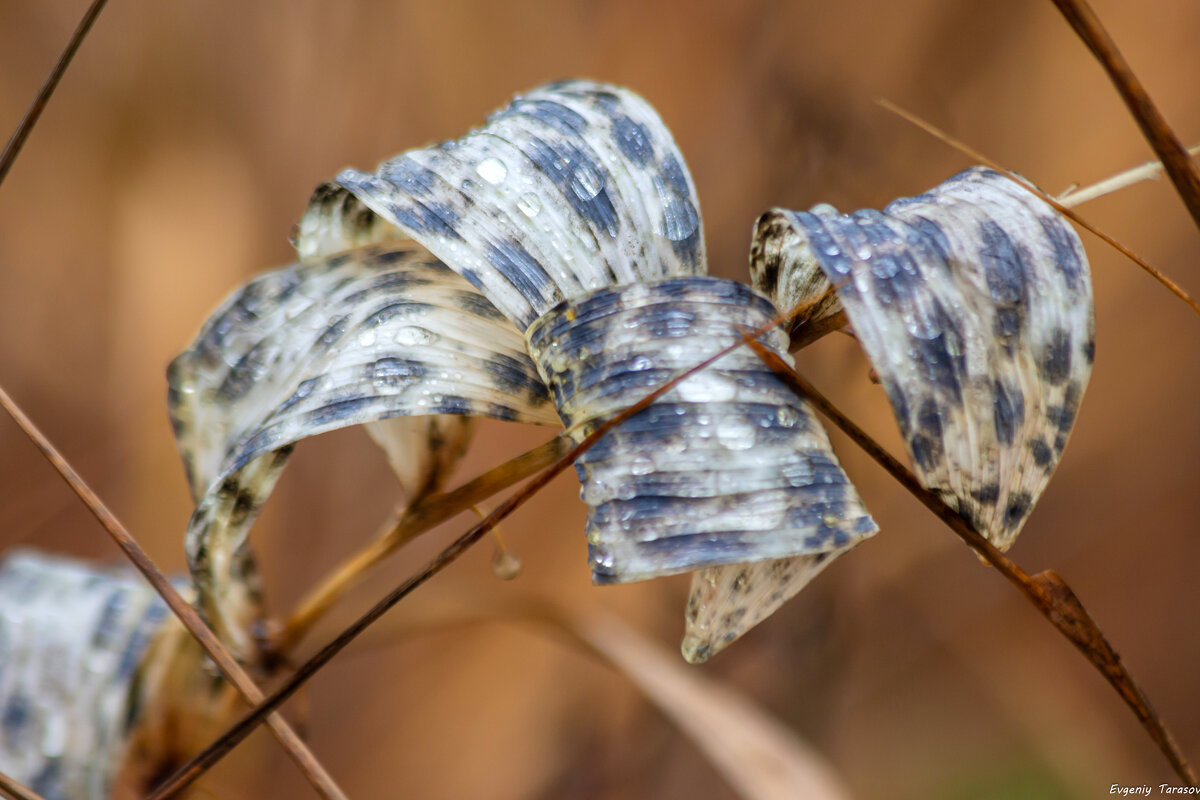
[1,1,1198,798]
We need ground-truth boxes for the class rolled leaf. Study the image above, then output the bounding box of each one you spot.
[296,80,705,329]
[688,169,1094,661]
[169,242,559,660]
[752,167,1094,548]
[525,277,876,585]
[180,80,880,664]
[293,82,879,660]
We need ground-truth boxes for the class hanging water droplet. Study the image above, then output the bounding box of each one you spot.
[583,479,616,505]
[516,192,542,218]
[904,309,942,340]
[571,164,604,200]
[777,406,799,428]
[476,157,508,185]
[662,193,699,242]
[491,549,522,580]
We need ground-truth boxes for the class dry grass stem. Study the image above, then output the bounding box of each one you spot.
[1050,0,1200,229]
[0,770,48,800]
[1059,143,1200,207]
[0,386,348,800]
[0,0,108,188]
[877,98,1200,317]
[275,435,569,655]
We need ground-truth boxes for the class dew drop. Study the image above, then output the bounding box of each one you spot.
[491,549,522,580]
[357,331,377,347]
[394,326,438,346]
[677,372,737,403]
[571,164,604,200]
[517,192,542,218]
[476,157,508,185]
[583,480,616,505]
[630,455,655,475]
[777,406,799,428]
[782,461,813,487]
[716,418,756,451]
[905,309,942,340]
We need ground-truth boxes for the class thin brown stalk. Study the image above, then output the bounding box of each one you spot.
[0,770,48,800]
[0,0,109,189]
[145,303,806,800]
[1050,0,1200,231]
[0,386,348,800]
[740,335,1197,787]
[274,435,570,655]
[1059,143,1200,207]
[877,98,1200,317]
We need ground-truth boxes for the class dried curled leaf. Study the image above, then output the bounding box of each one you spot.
[296,80,705,329]
[526,277,876,585]
[752,167,1095,547]
[177,80,876,665]
[170,243,559,660]
[294,81,877,659]
[0,550,173,800]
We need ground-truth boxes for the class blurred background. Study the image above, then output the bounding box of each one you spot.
[1,1,1198,798]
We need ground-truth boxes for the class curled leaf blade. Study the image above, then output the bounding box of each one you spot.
[753,167,1095,549]
[170,243,559,659]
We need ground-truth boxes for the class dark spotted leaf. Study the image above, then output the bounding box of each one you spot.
[292,81,878,662]
[751,166,1094,548]
[296,80,707,329]
[179,81,878,665]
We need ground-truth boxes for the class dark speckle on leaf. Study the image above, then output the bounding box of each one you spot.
[306,396,376,426]
[1039,328,1073,386]
[978,220,1028,306]
[1029,438,1054,468]
[1004,491,1034,531]
[484,240,556,302]
[992,379,1026,446]
[1039,215,1085,291]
